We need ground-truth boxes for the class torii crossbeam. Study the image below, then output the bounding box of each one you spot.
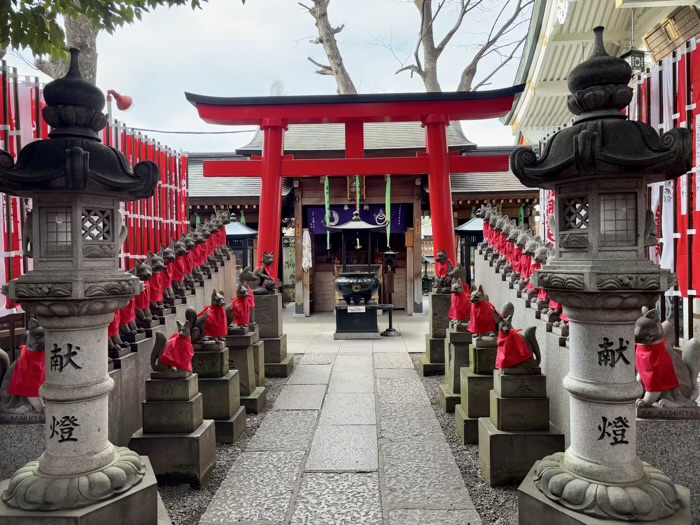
[186,87,525,275]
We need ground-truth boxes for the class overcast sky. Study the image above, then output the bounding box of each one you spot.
[7,0,529,153]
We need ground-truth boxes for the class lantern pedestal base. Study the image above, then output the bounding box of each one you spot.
[518,462,691,525]
[0,457,162,525]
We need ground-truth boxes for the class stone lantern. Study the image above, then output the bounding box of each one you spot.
[511,28,692,523]
[0,50,159,521]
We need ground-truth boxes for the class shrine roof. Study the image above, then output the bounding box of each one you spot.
[185,85,525,125]
[237,121,474,155]
[188,153,293,198]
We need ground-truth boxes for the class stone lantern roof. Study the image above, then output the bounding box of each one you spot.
[510,27,691,188]
[0,49,158,199]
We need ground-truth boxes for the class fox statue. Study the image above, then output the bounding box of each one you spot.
[635,308,700,408]
[494,302,541,374]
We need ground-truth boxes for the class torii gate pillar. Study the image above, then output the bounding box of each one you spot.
[257,118,286,280]
[424,115,456,264]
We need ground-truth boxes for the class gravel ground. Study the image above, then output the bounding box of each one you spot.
[410,353,518,525]
[159,354,300,525]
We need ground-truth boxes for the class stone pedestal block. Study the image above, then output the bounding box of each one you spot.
[122,331,146,344]
[241,386,267,414]
[226,336,257,396]
[262,334,287,363]
[262,334,293,377]
[257,293,283,339]
[494,371,547,398]
[469,344,497,375]
[110,351,141,445]
[198,370,240,420]
[461,368,493,418]
[455,403,479,445]
[252,341,265,387]
[142,393,204,434]
[0,457,160,525]
[192,346,229,378]
[517,464,692,525]
[265,355,295,378]
[213,406,247,444]
[489,391,550,432]
[425,334,445,362]
[146,373,199,402]
[429,293,450,339]
[130,420,216,488]
[478,418,565,486]
[439,329,472,413]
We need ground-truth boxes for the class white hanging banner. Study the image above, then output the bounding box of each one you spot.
[302,229,313,272]
[660,181,675,286]
[650,183,661,264]
[662,56,674,132]
[628,78,638,121]
[0,194,7,318]
[680,174,688,215]
[650,64,661,132]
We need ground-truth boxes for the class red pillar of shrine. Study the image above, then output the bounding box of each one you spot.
[424,115,457,264]
[257,118,286,280]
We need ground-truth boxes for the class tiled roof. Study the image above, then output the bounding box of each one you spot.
[187,154,292,198]
[424,171,534,196]
[237,121,474,154]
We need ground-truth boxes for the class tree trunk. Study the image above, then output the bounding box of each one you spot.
[416,0,442,92]
[457,64,476,92]
[307,0,357,94]
[35,13,98,84]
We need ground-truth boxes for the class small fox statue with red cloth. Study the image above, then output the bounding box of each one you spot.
[232,283,251,327]
[152,307,198,374]
[0,319,46,415]
[468,285,498,337]
[635,308,700,408]
[448,279,470,331]
[495,302,541,373]
[192,290,231,343]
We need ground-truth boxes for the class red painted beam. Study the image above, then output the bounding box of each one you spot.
[203,155,511,178]
[192,97,517,126]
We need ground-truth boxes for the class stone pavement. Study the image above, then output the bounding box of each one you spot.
[199,308,483,525]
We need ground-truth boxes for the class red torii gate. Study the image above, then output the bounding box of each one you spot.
[186,87,524,277]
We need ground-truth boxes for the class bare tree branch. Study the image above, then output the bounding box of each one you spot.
[300,0,357,94]
[458,0,533,91]
[472,34,526,90]
[307,56,334,75]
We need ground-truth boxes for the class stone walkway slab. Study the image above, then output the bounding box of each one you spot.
[199,450,305,524]
[287,364,333,384]
[290,473,382,525]
[387,508,482,525]
[299,353,337,365]
[377,377,431,406]
[274,384,327,410]
[306,425,378,472]
[381,440,474,508]
[333,355,373,373]
[374,352,414,368]
[320,393,376,425]
[328,371,375,393]
[379,403,444,442]
[375,368,419,379]
[247,410,318,451]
